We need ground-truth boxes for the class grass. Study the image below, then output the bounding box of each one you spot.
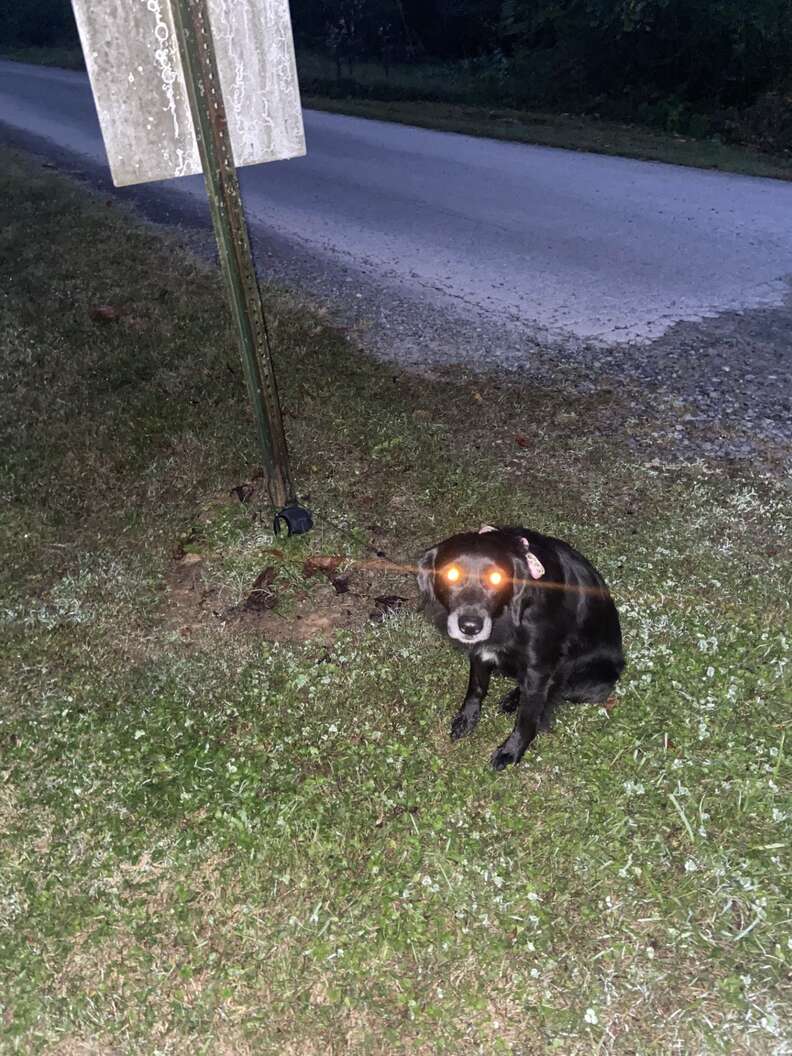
[302,95,792,182]
[0,147,790,1054]
[295,50,792,182]
[3,45,792,181]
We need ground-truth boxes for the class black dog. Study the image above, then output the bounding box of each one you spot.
[418,525,625,769]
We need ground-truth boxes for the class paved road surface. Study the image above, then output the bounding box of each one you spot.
[2,58,791,348]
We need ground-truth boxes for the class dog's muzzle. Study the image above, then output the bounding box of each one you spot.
[448,608,492,645]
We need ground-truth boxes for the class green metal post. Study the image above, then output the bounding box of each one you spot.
[170,0,294,511]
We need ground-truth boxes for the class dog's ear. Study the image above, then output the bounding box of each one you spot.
[524,550,545,580]
[417,546,438,599]
[510,538,545,623]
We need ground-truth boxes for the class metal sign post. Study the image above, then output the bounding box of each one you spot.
[70,0,311,529]
[170,0,293,512]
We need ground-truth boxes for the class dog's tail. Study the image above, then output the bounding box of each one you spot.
[561,653,625,703]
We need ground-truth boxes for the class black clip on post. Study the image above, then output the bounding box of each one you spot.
[273,502,314,537]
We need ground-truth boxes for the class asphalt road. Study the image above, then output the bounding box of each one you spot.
[2,58,791,347]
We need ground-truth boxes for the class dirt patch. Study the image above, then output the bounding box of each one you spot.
[166,548,419,645]
[225,583,369,644]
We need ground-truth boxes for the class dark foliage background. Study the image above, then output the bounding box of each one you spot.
[290,0,792,149]
[2,0,790,150]
[0,0,76,49]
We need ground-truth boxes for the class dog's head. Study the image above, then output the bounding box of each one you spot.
[417,525,545,646]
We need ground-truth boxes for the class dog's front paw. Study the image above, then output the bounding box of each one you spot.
[490,744,518,770]
[491,733,532,770]
[450,708,479,741]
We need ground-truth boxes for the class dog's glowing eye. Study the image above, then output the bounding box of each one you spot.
[445,565,462,583]
[487,569,504,587]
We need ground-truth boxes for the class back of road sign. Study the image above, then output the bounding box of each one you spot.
[71,0,306,187]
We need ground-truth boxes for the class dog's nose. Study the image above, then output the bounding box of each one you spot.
[458,612,484,637]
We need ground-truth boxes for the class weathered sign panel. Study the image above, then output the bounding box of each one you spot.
[71,0,306,187]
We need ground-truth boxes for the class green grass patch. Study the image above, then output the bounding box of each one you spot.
[302,94,792,182]
[295,50,792,182]
[0,148,790,1054]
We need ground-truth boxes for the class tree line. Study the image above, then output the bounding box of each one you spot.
[291,0,791,109]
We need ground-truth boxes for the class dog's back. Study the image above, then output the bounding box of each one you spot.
[503,527,625,699]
